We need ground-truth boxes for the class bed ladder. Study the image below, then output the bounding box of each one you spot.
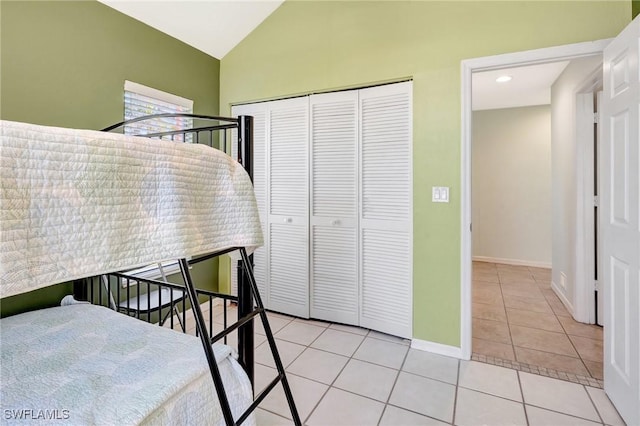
[178,248,301,426]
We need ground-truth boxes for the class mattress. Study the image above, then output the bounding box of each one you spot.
[0,304,255,425]
[0,120,263,298]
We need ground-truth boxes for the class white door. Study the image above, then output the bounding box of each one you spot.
[267,97,310,318]
[359,82,413,338]
[231,104,268,301]
[309,91,359,325]
[602,16,640,426]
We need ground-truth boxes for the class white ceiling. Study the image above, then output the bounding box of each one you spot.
[99,2,570,109]
[472,61,570,111]
[98,0,284,59]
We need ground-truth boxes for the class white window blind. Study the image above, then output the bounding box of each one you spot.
[123,261,180,285]
[124,80,194,142]
[121,81,194,283]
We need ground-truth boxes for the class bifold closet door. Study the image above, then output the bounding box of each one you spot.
[309,91,359,325]
[267,97,310,318]
[359,82,413,339]
[230,104,268,302]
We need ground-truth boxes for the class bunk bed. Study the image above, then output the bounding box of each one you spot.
[0,115,301,425]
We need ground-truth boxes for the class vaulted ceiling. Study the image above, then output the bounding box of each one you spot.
[98,0,284,59]
[100,1,574,110]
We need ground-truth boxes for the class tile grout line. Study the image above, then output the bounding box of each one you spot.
[554,298,596,379]
[453,364,605,425]
[255,316,317,424]
[496,265,518,363]
[515,364,530,426]
[450,359,461,426]
[583,384,606,424]
[548,294,603,381]
[525,402,608,424]
[298,323,374,425]
[376,343,412,426]
[379,346,460,425]
[289,324,333,425]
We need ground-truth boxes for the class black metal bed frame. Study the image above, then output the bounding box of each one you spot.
[74,114,301,425]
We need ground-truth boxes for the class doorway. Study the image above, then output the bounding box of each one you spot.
[463,20,640,426]
[461,41,610,380]
[470,61,604,382]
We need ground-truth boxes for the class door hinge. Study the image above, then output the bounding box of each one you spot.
[594,280,600,291]
[594,195,599,207]
[593,112,599,124]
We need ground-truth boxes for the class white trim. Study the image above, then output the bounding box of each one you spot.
[551,280,575,315]
[472,256,551,269]
[124,80,193,109]
[461,60,473,361]
[411,338,463,359]
[461,39,611,361]
[574,92,593,323]
[574,67,603,324]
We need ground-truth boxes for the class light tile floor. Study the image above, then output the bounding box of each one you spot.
[472,261,604,386]
[249,311,624,426]
[180,304,621,426]
[168,292,622,425]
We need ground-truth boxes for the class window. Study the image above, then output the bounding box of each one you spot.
[124,261,181,283]
[124,80,194,142]
[123,81,194,281]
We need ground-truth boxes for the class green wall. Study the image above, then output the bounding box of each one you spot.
[0,0,220,316]
[220,1,630,346]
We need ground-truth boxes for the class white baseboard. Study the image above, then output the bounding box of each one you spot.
[472,256,551,269]
[551,280,574,315]
[411,338,463,359]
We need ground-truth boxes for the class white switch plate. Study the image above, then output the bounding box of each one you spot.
[432,186,449,203]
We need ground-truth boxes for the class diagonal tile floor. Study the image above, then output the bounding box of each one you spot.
[168,290,621,425]
[472,261,604,386]
[250,311,623,426]
[190,304,621,426]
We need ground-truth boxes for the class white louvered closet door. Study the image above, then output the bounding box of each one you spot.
[267,97,310,318]
[359,82,413,338]
[230,104,268,303]
[309,91,359,325]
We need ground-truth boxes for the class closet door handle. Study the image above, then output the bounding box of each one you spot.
[331,219,340,226]
[284,217,293,223]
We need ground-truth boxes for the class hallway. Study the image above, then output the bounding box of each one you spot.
[472,261,603,387]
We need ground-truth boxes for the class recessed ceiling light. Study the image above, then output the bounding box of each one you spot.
[496,75,512,83]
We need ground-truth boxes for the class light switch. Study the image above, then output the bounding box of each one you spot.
[432,186,449,203]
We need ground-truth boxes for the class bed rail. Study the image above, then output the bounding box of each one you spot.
[100,113,240,152]
[81,271,237,345]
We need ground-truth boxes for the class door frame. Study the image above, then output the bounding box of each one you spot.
[460,39,611,359]
[575,68,603,324]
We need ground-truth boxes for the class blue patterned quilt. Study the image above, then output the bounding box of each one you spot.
[0,304,254,425]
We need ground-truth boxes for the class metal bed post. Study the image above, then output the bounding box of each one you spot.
[237,115,255,388]
[236,115,301,425]
[73,278,88,301]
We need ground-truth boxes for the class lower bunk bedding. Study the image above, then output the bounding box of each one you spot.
[0,303,255,425]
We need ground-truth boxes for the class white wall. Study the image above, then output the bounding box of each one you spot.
[550,55,602,315]
[472,105,552,267]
